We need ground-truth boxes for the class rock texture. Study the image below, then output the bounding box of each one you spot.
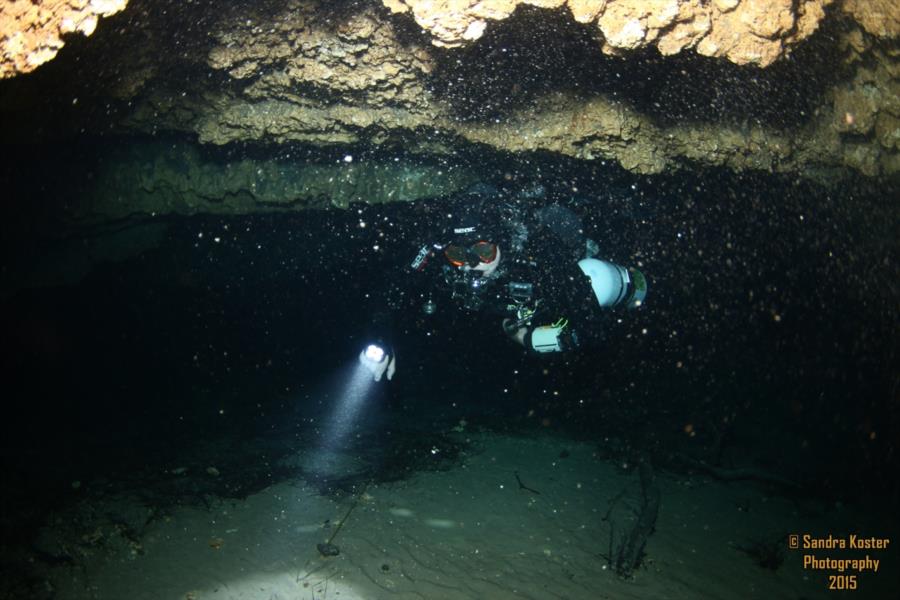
[826,29,900,176]
[192,1,440,143]
[0,0,128,78]
[71,141,479,224]
[2,0,889,79]
[113,0,893,179]
[842,0,900,39]
[383,0,839,67]
[0,0,897,184]
[206,6,434,110]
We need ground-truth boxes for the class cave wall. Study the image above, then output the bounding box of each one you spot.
[0,0,128,78]
[125,0,900,179]
[0,0,898,223]
[75,140,481,222]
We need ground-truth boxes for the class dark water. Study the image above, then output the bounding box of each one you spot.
[0,137,897,597]
[0,0,897,594]
[2,139,896,490]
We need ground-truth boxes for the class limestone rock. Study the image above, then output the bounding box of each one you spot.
[207,0,434,110]
[2,0,897,80]
[0,0,896,182]
[118,3,896,180]
[73,140,479,223]
[841,0,900,39]
[1,0,128,78]
[384,0,841,66]
[828,38,900,165]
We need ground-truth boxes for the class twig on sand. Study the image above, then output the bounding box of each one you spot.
[514,471,541,495]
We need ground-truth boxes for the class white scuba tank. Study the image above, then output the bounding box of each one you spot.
[577,258,648,309]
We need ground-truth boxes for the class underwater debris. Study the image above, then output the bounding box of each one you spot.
[737,534,787,571]
[316,483,369,557]
[602,461,661,578]
[315,429,471,494]
[514,471,541,495]
[316,542,340,557]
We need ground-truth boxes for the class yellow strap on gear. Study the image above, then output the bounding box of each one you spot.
[551,317,568,330]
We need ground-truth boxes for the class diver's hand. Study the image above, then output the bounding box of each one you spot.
[359,346,396,382]
[502,318,528,347]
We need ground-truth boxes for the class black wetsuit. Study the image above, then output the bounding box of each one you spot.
[373,186,614,353]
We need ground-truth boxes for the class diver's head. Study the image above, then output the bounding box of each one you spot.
[444,241,501,277]
[440,198,503,276]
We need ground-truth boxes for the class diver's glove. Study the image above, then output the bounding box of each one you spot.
[359,344,396,382]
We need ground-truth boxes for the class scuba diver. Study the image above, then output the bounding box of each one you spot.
[359,184,648,382]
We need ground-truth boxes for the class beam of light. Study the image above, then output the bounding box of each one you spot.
[306,361,376,481]
[322,361,374,445]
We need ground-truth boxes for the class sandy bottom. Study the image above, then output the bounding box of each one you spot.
[46,433,897,600]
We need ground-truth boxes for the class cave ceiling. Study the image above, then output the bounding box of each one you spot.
[0,0,898,185]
